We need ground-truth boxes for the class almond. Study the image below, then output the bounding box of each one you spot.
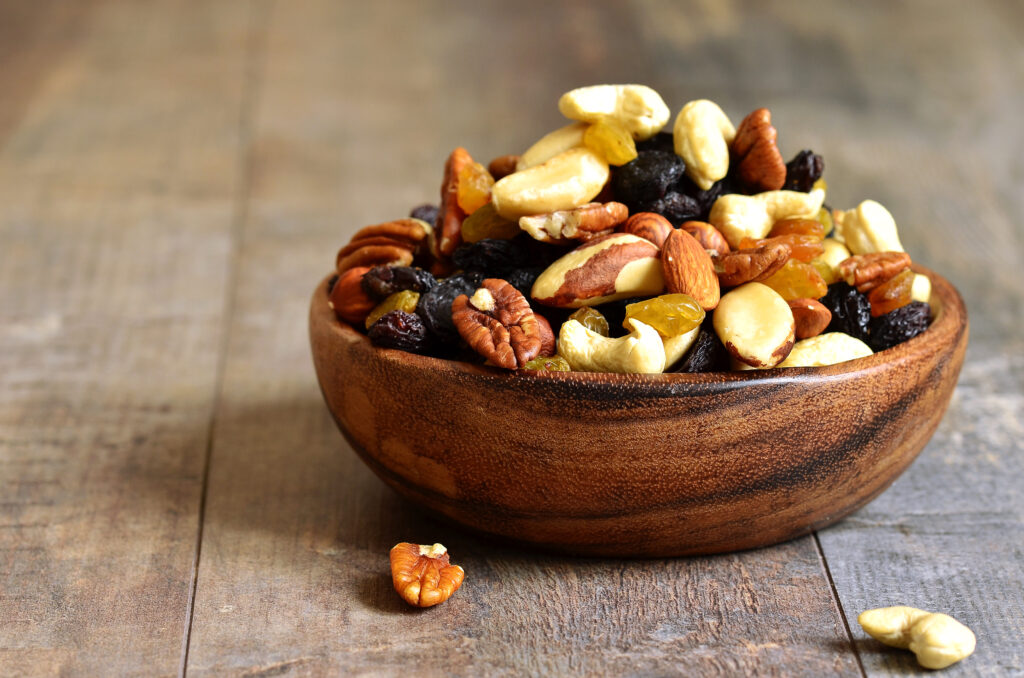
[661,229,720,310]
[329,266,376,325]
[787,298,832,339]
[681,221,731,257]
[618,212,673,248]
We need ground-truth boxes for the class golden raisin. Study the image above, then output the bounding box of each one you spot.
[868,268,914,317]
[522,355,572,372]
[365,290,420,329]
[456,161,495,215]
[625,294,705,338]
[768,218,825,240]
[761,259,828,301]
[810,257,841,285]
[739,234,825,263]
[583,118,638,166]
[460,202,522,242]
[817,207,834,236]
[570,307,610,337]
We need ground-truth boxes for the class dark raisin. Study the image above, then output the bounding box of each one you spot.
[637,191,702,225]
[523,236,573,268]
[672,320,730,373]
[820,282,871,342]
[668,175,734,220]
[504,267,545,299]
[326,273,339,297]
[409,203,439,225]
[367,311,431,353]
[635,131,674,154]
[416,271,484,342]
[361,265,437,301]
[451,237,530,275]
[868,301,931,352]
[593,297,646,337]
[782,151,824,192]
[612,150,686,209]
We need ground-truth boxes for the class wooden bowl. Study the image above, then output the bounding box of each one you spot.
[310,267,967,557]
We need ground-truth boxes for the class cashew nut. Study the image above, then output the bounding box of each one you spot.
[492,147,610,220]
[673,100,736,190]
[911,273,932,303]
[558,317,666,373]
[663,324,701,370]
[775,332,872,368]
[516,122,588,171]
[558,84,670,141]
[858,606,976,670]
[709,187,826,249]
[832,200,904,254]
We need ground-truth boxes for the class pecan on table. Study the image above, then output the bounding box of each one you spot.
[389,542,464,608]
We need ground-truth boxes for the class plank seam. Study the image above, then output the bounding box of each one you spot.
[178,1,274,675]
[813,531,867,677]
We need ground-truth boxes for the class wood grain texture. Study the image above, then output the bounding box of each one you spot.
[185,1,858,674]
[1,0,1021,675]
[0,1,254,675]
[309,268,967,557]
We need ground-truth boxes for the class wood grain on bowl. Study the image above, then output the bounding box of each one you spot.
[310,267,967,557]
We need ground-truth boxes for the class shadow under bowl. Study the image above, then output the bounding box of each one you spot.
[310,267,967,557]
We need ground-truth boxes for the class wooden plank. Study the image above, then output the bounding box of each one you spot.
[787,1,1024,676]
[185,1,861,674]
[0,1,255,675]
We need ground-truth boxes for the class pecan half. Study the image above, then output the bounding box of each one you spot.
[715,242,791,287]
[681,220,731,257]
[438,147,474,257]
[336,218,431,273]
[731,108,786,192]
[618,212,673,248]
[519,201,628,244]
[839,251,913,292]
[337,244,414,273]
[350,218,431,246]
[452,278,542,369]
[389,542,465,608]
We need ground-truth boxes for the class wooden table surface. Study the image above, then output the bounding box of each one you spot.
[2,1,1022,676]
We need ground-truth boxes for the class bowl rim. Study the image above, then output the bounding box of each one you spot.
[311,264,967,388]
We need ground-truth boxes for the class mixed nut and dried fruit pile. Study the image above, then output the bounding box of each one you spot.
[328,84,934,373]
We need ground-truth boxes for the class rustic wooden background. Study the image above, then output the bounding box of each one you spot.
[1,0,1021,675]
